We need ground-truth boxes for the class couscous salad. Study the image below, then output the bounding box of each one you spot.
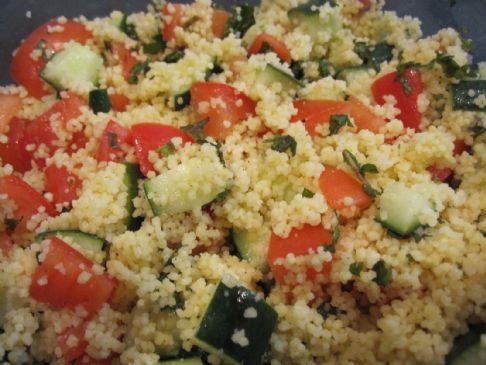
[0,0,485,364]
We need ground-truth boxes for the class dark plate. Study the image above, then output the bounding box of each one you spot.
[0,0,485,85]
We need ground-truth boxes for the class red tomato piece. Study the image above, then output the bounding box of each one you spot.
[0,175,57,233]
[111,42,138,82]
[347,98,387,134]
[44,165,82,208]
[57,323,88,362]
[291,100,347,123]
[0,117,32,173]
[0,232,13,257]
[97,121,132,163]
[212,9,231,39]
[453,139,468,156]
[371,68,423,131]
[267,224,333,285]
[248,34,292,64]
[131,123,193,176]
[319,167,372,218]
[11,20,92,98]
[0,94,22,134]
[162,3,184,42]
[110,94,130,112]
[427,166,453,182]
[304,103,351,136]
[191,82,256,140]
[29,237,117,317]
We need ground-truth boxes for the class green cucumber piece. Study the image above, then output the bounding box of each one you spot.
[89,89,112,114]
[36,230,105,253]
[378,183,432,236]
[194,278,278,365]
[124,163,143,231]
[232,228,270,272]
[159,358,204,365]
[448,340,486,365]
[156,310,182,359]
[41,42,103,91]
[164,50,185,64]
[452,80,486,112]
[334,65,369,82]
[257,64,302,93]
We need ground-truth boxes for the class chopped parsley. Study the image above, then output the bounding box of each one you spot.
[128,61,150,85]
[329,114,354,135]
[4,218,21,233]
[290,61,305,80]
[214,188,231,203]
[265,135,297,156]
[354,41,394,72]
[119,14,138,40]
[174,90,191,111]
[435,53,478,80]
[88,89,112,114]
[349,261,364,276]
[372,260,392,286]
[406,253,417,263]
[318,59,332,78]
[181,119,209,143]
[324,210,340,253]
[163,50,185,64]
[360,163,379,175]
[158,142,176,157]
[224,4,255,38]
[470,119,486,138]
[460,37,473,52]
[342,149,381,198]
[143,34,166,54]
[35,39,48,62]
[317,301,343,319]
[107,132,119,149]
[302,188,315,198]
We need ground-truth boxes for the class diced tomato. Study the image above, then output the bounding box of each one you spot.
[0,232,13,256]
[303,102,351,136]
[319,166,372,217]
[248,34,292,64]
[57,323,88,362]
[111,42,138,82]
[267,224,333,285]
[29,237,117,317]
[347,98,387,133]
[427,139,468,182]
[0,94,22,134]
[191,82,256,140]
[212,9,230,38]
[0,175,57,233]
[66,131,89,155]
[10,20,92,98]
[162,3,184,42]
[75,354,113,365]
[110,94,130,112]
[0,117,32,173]
[97,121,132,163]
[291,100,347,124]
[131,123,193,176]
[453,139,468,156]
[371,68,423,131]
[44,165,82,208]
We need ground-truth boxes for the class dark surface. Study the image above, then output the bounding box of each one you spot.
[0,0,485,85]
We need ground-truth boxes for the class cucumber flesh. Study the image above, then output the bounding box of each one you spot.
[232,228,270,272]
[124,163,143,231]
[36,230,105,253]
[448,340,486,365]
[156,310,182,359]
[378,183,432,236]
[288,4,342,43]
[257,64,302,93]
[159,358,204,365]
[41,42,103,91]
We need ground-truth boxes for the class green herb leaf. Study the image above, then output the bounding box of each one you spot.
[316,301,343,319]
[290,61,305,80]
[360,163,378,175]
[128,61,150,85]
[35,39,48,62]
[329,114,353,135]
[206,61,224,80]
[265,135,297,156]
[412,225,429,243]
[406,253,416,263]
[158,142,176,157]
[107,132,119,149]
[451,80,486,112]
[342,149,380,198]
[470,119,486,138]
[163,50,185,64]
[302,188,315,198]
[181,119,209,143]
[354,41,394,72]
[224,4,255,38]
[460,37,473,52]
[120,14,139,40]
[395,60,434,95]
[363,182,381,198]
[214,188,231,202]
[435,52,478,79]
[4,218,21,233]
[342,149,361,173]
[174,90,191,111]
[143,34,166,54]
[182,16,200,28]
[372,259,392,287]
[89,89,112,114]
[349,261,364,276]
[318,59,332,78]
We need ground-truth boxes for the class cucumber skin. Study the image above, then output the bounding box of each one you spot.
[258,64,303,93]
[124,163,143,231]
[232,229,270,272]
[35,230,105,253]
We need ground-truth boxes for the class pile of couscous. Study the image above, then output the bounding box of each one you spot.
[1,0,486,364]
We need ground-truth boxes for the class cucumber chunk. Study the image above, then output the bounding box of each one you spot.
[257,64,302,93]
[159,358,204,365]
[41,42,103,91]
[232,228,270,272]
[194,277,278,365]
[451,80,486,112]
[378,183,432,236]
[448,340,486,365]
[36,230,105,253]
[124,163,143,231]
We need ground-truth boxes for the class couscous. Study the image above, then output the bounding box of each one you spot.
[0,1,485,364]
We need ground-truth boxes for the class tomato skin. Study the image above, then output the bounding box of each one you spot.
[319,167,372,217]
[162,3,184,42]
[29,237,117,317]
[0,232,13,257]
[0,94,22,134]
[0,175,57,233]
[57,323,88,362]
[111,43,138,82]
[44,165,82,208]
[267,224,333,285]
[110,94,130,112]
[97,121,132,163]
[427,139,468,182]
[10,20,92,98]
[212,9,230,38]
[347,98,386,134]
[291,100,347,124]
[304,103,351,136]
[0,117,32,173]
[371,68,423,131]
[190,82,256,140]
[248,34,292,63]
[131,123,193,176]
[453,139,468,156]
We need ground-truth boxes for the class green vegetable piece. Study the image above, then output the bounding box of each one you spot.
[435,53,478,79]
[470,119,486,138]
[349,262,364,276]
[342,149,380,198]
[128,61,150,85]
[354,41,394,72]
[89,89,112,114]
[120,14,138,40]
[292,0,337,14]
[224,4,256,38]
[164,50,185,64]
[181,119,209,143]
[329,114,353,135]
[290,60,305,80]
[158,142,176,157]
[265,135,297,156]
[302,188,315,198]
[316,301,343,319]
[360,163,378,175]
[318,59,332,78]
[372,259,392,287]
[4,218,21,233]
[174,90,191,111]
[451,80,486,112]
[143,34,166,54]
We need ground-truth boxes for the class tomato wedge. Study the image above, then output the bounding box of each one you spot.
[371,68,423,131]
[0,117,32,173]
[248,34,292,64]
[110,94,130,112]
[191,82,256,140]
[11,20,92,98]
[57,323,88,362]
[0,94,22,133]
[97,120,132,163]
[162,3,184,42]
[319,166,372,217]
[131,123,193,176]
[29,237,117,317]
[267,224,333,285]
[111,42,138,82]
[0,175,57,233]
[45,165,82,208]
[212,9,231,38]
[427,139,468,182]
[0,232,13,257]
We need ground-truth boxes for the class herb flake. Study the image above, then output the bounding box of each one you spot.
[435,53,478,80]
[224,4,255,38]
[120,14,138,40]
[143,34,166,54]
[4,218,21,233]
[181,119,209,143]
[302,188,315,198]
[342,149,381,198]
[265,135,297,156]
[349,262,364,276]
[163,50,185,63]
[372,259,392,287]
[317,301,343,319]
[329,114,354,135]
[158,142,176,157]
